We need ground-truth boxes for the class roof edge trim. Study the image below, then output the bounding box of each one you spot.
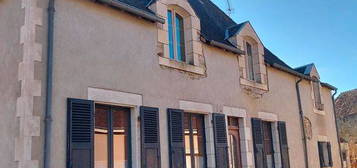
[97,0,165,24]
[270,63,336,90]
[208,40,244,55]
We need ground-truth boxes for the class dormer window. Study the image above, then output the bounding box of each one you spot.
[168,10,185,62]
[151,1,205,75]
[312,77,324,111]
[246,42,255,81]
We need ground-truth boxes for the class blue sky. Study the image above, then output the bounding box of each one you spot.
[211,0,357,94]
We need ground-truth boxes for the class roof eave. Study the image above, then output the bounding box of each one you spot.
[199,35,243,55]
[96,0,165,24]
[209,40,244,55]
[270,63,336,90]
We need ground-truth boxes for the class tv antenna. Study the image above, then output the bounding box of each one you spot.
[226,0,234,16]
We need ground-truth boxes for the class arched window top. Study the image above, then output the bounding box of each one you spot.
[243,35,259,45]
[165,0,197,18]
[167,5,191,18]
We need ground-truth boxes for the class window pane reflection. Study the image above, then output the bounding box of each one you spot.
[95,106,109,168]
[94,105,131,168]
[113,107,130,168]
[184,113,206,168]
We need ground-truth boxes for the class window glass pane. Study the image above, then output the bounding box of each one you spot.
[175,14,185,62]
[246,43,255,80]
[185,130,191,154]
[313,80,321,105]
[95,105,109,168]
[262,122,274,168]
[113,107,130,168]
[228,135,238,168]
[192,114,206,168]
[167,10,174,59]
[184,113,207,168]
[323,143,330,167]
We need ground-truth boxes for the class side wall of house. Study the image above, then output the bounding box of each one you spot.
[48,0,341,168]
[0,0,23,167]
[0,0,47,167]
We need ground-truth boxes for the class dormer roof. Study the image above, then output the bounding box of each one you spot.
[294,63,315,76]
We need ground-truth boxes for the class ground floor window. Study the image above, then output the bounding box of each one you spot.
[318,141,333,167]
[262,121,275,168]
[94,104,131,168]
[184,113,207,168]
[228,117,242,168]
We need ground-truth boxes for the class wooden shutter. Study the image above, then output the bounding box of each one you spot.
[212,113,229,168]
[67,98,94,168]
[140,106,161,168]
[278,121,290,168]
[167,108,186,168]
[327,142,333,167]
[251,118,264,168]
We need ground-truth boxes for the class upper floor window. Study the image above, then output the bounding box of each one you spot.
[168,10,186,62]
[246,42,255,81]
[312,77,324,110]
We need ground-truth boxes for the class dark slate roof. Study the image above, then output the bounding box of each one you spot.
[294,63,314,75]
[187,0,237,46]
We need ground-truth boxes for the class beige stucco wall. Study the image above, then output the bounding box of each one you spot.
[47,1,342,168]
[0,0,23,167]
[0,0,341,167]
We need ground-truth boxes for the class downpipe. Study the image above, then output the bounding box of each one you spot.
[295,78,309,168]
[43,0,55,167]
[332,89,344,168]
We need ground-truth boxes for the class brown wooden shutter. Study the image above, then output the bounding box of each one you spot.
[252,118,264,168]
[140,106,161,168]
[67,98,94,168]
[278,121,290,168]
[167,108,186,168]
[212,113,229,168]
[327,142,333,167]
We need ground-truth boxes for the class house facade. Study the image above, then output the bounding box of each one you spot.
[0,0,342,168]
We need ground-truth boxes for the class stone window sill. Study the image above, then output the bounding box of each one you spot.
[313,108,326,115]
[240,78,268,91]
[158,56,205,75]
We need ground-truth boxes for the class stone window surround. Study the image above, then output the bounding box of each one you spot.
[238,37,267,90]
[257,112,283,168]
[235,24,268,91]
[223,106,253,168]
[88,87,143,168]
[150,0,206,75]
[310,78,325,115]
